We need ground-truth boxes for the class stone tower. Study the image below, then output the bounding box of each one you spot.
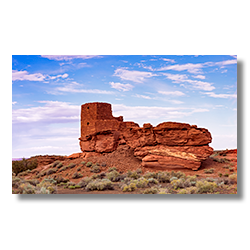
[80,102,123,139]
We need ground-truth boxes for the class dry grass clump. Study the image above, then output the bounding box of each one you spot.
[196,181,217,194]
[72,172,83,179]
[143,187,159,194]
[85,179,113,191]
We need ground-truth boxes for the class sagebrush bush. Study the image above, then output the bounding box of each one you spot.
[143,172,158,179]
[147,178,159,185]
[106,170,120,182]
[77,177,92,188]
[52,161,61,168]
[56,162,63,169]
[72,172,83,179]
[204,168,215,174]
[122,183,137,192]
[12,158,38,175]
[86,162,92,167]
[68,163,76,169]
[91,165,101,173]
[108,167,117,172]
[143,187,158,194]
[46,168,57,175]
[134,177,149,188]
[178,186,197,194]
[86,179,113,191]
[170,178,185,190]
[127,170,140,179]
[196,181,217,194]
[157,172,170,183]
[229,173,237,184]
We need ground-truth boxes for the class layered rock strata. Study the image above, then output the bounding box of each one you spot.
[79,102,213,170]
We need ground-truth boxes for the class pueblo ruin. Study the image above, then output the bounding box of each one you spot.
[79,102,213,170]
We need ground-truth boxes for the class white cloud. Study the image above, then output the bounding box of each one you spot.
[170,100,184,104]
[50,81,114,95]
[158,63,204,74]
[162,73,188,83]
[158,90,185,96]
[49,73,69,80]
[114,68,157,83]
[12,101,17,105]
[160,58,176,63]
[109,82,134,91]
[162,73,214,91]
[12,70,46,81]
[157,59,237,74]
[221,69,228,73]
[112,104,209,121]
[41,55,101,61]
[192,74,206,79]
[133,94,154,100]
[204,92,237,98]
[12,101,80,124]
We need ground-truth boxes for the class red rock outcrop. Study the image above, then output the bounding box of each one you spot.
[79,102,213,170]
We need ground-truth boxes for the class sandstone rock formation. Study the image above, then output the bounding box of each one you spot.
[79,102,213,170]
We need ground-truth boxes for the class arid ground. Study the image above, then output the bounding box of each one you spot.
[12,147,237,194]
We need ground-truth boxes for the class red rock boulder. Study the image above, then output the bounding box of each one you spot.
[79,102,214,170]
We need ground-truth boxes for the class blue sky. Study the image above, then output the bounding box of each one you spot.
[12,55,237,158]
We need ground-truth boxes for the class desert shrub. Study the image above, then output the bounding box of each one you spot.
[77,167,81,171]
[26,179,39,186]
[37,178,57,194]
[127,170,140,179]
[178,187,197,194]
[12,158,38,175]
[218,173,223,177]
[59,166,67,172]
[229,167,234,172]
[173,171,186,179]
[72,172,83,179]
[134,177,149,188]
[183,179,191,188]
[91,165,101,173]
[143,187,158,194]
[12,177,22,188]
[101,162,107,167]
[86,162,92,167]
[170,176,178,182]
[143,172,158,179]
[86,179,113,191]
[196,181,217,194]
[122,183,137,192]
[18,169,31,177]
[68,185,76,189]
[19,183,36,194]
[147,178,159,185]
[229,173,237,184]
[157,172,170,183]
[204,168,215,174]
[212,157,229,163]
[77,177,92,188]
[136,168,142,174]
[108,167,117,172]
[158,188,170,194]
[106,170,120,182]
[224,173,229,177]
[56,162,63,169]
[54,175,69,184]
[52,161,61,168]
[170,178,185,190]
[46,168,57,175]
[68,163,76,169]
[81,161,86,165]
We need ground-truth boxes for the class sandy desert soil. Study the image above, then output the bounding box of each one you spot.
[12,147,237,194]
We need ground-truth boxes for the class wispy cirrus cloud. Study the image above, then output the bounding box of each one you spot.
[192,74,206,79]
[204,92,237,98]
[158,90,185,96]
[162,72,215,91]
[12,70,46,82]
[12,101,80,124]
[133,94,155,100]
[157,59,237,74]
[41,55,102,61]
[114,68,157,83]
[109,82,134,91]
[49,81,114,95]
[112,104,209,121]
[49,73,68,80]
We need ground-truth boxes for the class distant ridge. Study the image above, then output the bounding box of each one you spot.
[12,158,28,161]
